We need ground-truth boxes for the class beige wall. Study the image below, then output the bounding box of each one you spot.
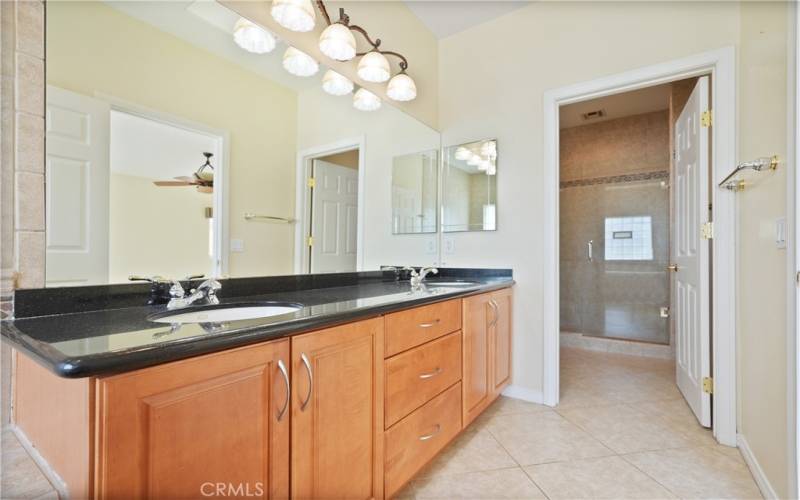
[438,2,791,495]
[109,174,212,283]
[47,1,298,279]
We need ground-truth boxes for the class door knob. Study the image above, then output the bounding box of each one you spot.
[666,264,679,272]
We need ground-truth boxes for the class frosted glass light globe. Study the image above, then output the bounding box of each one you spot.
[353,88,381,111]
[322,70,354,96]
[233,18,275,54]
[387,73,417,101]
[357,51,390,83]
[282,47,319,77]
[271,0,316,32]
[319,23,356,61]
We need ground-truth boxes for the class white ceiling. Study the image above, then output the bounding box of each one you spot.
[559,83,671,129]
[110,110,219,180]
[403,1,531,39]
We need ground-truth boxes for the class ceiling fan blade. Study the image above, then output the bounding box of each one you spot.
[196,185,213,194]
[173,176,197,183]
[154,181,192,186]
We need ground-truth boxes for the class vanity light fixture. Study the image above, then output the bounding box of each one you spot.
[467,154,482,167]
[454,147,472,161]
[233,18,276,54]
[322,69,354,96]
[271,0,316,32]
[357,50,391,83]
[386,72,417,101]
[282,46,319,76]
[319,22,356,61]
[353,88,381,111]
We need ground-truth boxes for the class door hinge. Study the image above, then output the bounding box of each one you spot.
[702,376,714,394]
[307,236,314,247]
[307,177,316,188]
[701,110,712,128]
[701,222,714,240]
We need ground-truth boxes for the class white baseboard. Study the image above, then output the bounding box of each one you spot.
[501,385,544,405]
[737,434,779,499]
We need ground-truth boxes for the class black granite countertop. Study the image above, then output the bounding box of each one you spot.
[1,269,513,378]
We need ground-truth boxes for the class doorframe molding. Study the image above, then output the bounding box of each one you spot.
[542,46,737,446]
[93,92,230,278]
[294,136,366,274]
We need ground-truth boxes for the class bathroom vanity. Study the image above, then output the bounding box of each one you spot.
[2,270,513,499]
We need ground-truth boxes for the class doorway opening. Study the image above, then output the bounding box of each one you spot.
[295,139,365,274]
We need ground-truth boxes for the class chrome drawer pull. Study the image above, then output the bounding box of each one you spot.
[419,319,441,328]
[276,359,290,421]
[300,353,313,411]
[418,367,443,380]
[419,424,441,441]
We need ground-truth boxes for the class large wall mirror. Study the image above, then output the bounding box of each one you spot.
[391,150,438,234]
[441,139,498,232]
[43,1,440,287]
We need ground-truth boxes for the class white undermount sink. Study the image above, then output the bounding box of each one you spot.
[150,304,301,324]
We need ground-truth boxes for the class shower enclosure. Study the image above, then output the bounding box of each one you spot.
[560,173,670,344]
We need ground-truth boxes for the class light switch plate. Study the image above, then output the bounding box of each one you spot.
[776,217,787,249]
[231,239,245,252]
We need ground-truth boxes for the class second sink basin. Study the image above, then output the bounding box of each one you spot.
[150,303,302,324]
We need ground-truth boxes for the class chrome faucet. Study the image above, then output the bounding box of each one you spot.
[404,266,439,288]
[167,278,222,310]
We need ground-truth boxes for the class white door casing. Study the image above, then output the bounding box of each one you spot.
[310,160,358,273]
[45,86,110,286]
[673,76,712,427]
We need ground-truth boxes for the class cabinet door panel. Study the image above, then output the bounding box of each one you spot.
[96,340,290,499]
[291,318,384,499]
[462,293,492,426]
[492,288,513,395]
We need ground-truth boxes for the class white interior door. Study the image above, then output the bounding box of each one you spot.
[310,160,358,273]
[673,76,711,427]
[45,85,110,286]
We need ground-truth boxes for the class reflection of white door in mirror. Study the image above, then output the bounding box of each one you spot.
[45,86,110,287]
[310,160,358,273]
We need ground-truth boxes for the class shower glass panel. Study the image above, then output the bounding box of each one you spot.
[560,175,670,344]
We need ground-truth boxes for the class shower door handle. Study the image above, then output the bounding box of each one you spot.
[587,240,593,262]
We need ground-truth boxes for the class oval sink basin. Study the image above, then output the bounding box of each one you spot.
[425,281,478,287]
[150,303,301,324]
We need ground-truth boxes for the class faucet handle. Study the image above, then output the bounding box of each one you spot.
[168,281,186,298]
[197,278,222,293]
[129,274,168,283]
[402,266,419,277]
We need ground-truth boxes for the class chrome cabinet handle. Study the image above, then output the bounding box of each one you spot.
[418,367,443,379]
[300,353,313,412]
[276,359,289,422]
[587,240,593,262]
[419,319,441,328]
[489,299,499,327]
[419,424,441,441]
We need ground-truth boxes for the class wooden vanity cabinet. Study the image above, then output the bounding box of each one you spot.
[290,317,385,500]
[95,339,290,499]
[462,288,513,427]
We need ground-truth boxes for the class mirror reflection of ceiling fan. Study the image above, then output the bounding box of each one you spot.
[153,152,215,194]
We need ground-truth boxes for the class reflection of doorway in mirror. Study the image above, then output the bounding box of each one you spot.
[308,154,359,273]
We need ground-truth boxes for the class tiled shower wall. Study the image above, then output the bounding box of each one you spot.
[1,0,46,424]
[559,110,671,345]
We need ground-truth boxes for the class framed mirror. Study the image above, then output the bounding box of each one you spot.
[391,149,438,234]
[441,139,497,232]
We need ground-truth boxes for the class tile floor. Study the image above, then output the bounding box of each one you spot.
[398,347,763,499]
[0,347,764,499]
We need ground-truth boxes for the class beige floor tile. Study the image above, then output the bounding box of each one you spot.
[557,403,695,454]
[622,446,763,499]
[485,411,614,466]
[524,456,676,499]
[417,429,517,478]
[482,395,551,418]
[398,467,546,499]
[1,428,57,500]
[632,398,717,446]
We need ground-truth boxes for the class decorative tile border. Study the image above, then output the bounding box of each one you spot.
[560,170,669,189]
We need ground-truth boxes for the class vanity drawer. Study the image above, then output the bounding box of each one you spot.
[384,382,462,498]
[385,331,462,428]
[385,299,461,357]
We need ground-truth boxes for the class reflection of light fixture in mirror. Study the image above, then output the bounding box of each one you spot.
[233,18,275,54]
[454,147,472,161]
[467,154,482,166]
[477,160,491,171]
[322,69,354,96]
[353,88,381,111]
[357,50,391,83]
[387,72,417,101]
[480,140,497,159]
[282,47,319,76]
[271,0,316,32]
[319,22,356,61]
